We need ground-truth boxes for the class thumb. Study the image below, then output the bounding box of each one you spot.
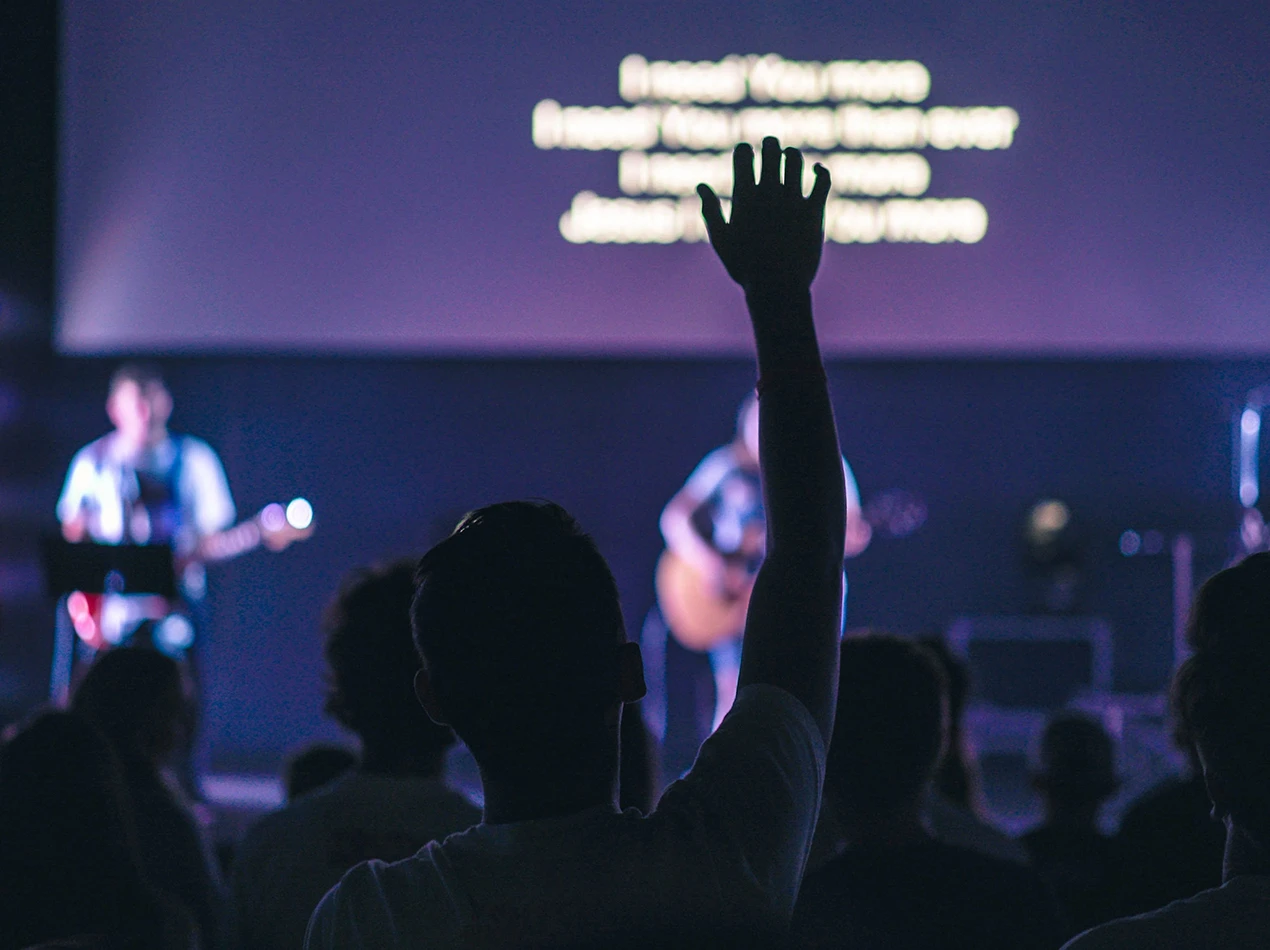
[698,183,727,248]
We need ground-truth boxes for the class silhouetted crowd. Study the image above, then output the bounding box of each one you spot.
[3,140,1268,949]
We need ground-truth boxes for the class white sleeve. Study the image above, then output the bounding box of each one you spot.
[652,684,826,923]
[56,448,97,524]
[681,446,738,500]
[841,455,862,519]
[180,438,237,536]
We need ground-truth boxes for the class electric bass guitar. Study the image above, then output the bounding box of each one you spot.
[65,498,316,650]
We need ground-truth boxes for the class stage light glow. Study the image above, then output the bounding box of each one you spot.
[259,503,286,532]
[1242,408,1260,436]
[156,614,195,652]
[68,591,90,620]
[286,498,313,531]
[1119,530,1141,556]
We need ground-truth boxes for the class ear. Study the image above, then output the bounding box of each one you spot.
[1200,758,1231,822]
[617,641,647,703]
[414,668,450,726]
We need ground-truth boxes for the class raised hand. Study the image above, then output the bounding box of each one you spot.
[697,137,831,294]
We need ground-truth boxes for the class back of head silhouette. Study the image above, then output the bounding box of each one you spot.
[829,635,949,816]
[72,647,189,766]
[412,501,627,778]
[1033,713,1118,814]
[0,711,156,948]
[324,559,455,771]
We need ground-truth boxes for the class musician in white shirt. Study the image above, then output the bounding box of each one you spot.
[649,393,869,746]
[56,363,236,650]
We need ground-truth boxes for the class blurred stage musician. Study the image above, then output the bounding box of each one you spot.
[645,393,870,762]
[56,363,308,662]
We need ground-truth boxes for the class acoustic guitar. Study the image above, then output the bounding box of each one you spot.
[656,489,927,653]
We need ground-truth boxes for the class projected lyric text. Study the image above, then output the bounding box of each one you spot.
[533,54,1019,245]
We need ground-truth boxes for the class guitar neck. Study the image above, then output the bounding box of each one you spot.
[194,517,262,564]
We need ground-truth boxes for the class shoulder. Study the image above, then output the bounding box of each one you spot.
[174,435,223,466]
[69,435,112,468]
[686,445,743,489]
[308,849,458,950]
[1062,912,1173,950]
[710,684,825,763]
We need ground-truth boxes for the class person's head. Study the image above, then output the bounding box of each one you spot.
[324,559,456,774]
[1174,557,1270,845]
[1174,650,1270,844]
[72,647,191,768]
[106,363,171,447]
[828,634,949,822]
[736,392,759,460]
[918,634,978,809]
[284,744,358,801]
[1031,713,1118,822]
[1186,552,1270,654]
[411,502,644,785]
[0,711,156,948]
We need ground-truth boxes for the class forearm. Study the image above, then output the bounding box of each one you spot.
[746,286,846,564]
[740,286,845,740]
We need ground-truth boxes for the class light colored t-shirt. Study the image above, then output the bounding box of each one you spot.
[1062,875,1270,949]
[233,772,481,950]
[58,432,236,550]
[305,684,826,949]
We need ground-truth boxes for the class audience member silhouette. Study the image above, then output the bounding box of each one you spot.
[1115,740,1224,915]
[306,137,847,950]
[792,634,1063,950]
[284,743,359,802]
[919,634,1029,866]
[231,560,480,950]
[1022,713,1121,937]
[918,635,979,810]
[72,646,224,948]
[1064,553,1270,947]
[0,711,196,950]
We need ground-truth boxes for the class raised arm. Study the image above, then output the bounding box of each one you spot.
[698,137,846,742]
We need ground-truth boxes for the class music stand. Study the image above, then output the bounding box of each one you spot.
[41,538,177,703]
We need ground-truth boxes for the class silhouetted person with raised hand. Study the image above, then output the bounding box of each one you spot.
[1064,553,1270,948]
[306,137,846,949]
[72,646,223,949]
[1022,713,1121,937]
[231,560,480,950]
[792,635,1063,950]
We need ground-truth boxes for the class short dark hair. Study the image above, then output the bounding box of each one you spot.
[1187,552,1270,653]
[71,647,185,762]
[109,362,166,395]
[1174,648,1270,836]
[828,635,949,814]
[1033,712,1117,806]
[324,560,455,762]
[1172,554,1270,838]
[411,501,626,769]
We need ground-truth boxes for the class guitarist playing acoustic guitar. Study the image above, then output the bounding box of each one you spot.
[654,391,871,737]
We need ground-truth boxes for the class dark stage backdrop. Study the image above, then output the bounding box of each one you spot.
[29,357,1266,770]
[59,0,1270,355]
